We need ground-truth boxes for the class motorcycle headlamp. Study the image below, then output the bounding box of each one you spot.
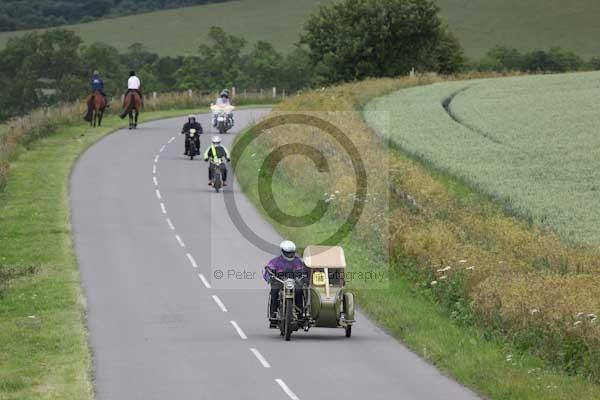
[284,280,295,290]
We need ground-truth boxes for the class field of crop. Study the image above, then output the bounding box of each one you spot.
[1,0,600,57]
[365,71,600,244]
[0,0,328,56]
[234,75,600,397]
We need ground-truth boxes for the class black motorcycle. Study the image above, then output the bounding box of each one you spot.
[186,129,200,160]
[210,158,226,192]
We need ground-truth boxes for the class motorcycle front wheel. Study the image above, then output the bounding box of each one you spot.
[284,298,293,341]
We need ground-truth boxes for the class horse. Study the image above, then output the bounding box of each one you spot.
[120,90,142,129]
[87,91,106,127]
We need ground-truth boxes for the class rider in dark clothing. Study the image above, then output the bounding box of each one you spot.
[181,115,203,155]
[90,71,108,107]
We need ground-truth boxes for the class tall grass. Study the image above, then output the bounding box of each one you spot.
[236,73,600,383]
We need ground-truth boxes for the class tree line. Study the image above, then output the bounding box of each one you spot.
[1,0,599,123]
[0,0,228,32]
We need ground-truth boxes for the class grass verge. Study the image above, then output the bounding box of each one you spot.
[233,78,600,399]
[0,108,237,399]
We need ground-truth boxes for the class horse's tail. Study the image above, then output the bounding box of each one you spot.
[120,93,132,119]
[84,94,94,122]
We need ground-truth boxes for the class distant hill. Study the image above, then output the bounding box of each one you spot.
[0,0,599,58]
[0,0,229,32]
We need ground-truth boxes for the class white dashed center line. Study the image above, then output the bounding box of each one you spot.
[198,273,212,289]
[175,234,185,248]
[160,145,166,153]
[166,218,175,231]
[160,203,167,214]
[168,136,176,144]
[154,155,160,163]
[275,379,300,400]
[153,176,159,186]
[212,295,228,312]
[155,189,162,200]
[230,320,247,339]
[250,348,271,368]
[153,165,157,175]
[186,253,198,268]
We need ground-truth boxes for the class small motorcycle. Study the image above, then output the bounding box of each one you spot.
[210,158,226,192]
[186,128,200,160]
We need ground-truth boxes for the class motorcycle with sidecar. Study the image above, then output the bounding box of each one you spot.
[266,245,355,341]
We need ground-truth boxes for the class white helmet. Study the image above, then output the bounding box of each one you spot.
[188,114,196,122]
[280,240,297,261]
[212,135,221,144]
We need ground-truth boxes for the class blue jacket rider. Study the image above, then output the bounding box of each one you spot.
[264,241,309,318]
[91,71,107,104]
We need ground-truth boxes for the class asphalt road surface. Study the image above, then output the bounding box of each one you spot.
[71,110,480,400]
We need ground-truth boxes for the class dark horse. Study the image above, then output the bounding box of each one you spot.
[120,90,142,129]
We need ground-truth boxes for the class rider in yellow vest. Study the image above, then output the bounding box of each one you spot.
[203,135,231,186]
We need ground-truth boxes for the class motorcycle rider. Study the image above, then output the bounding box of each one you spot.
[212,89,233,127]
[181,115,203,156]
[203,135,231,186]
[263,241,309,320]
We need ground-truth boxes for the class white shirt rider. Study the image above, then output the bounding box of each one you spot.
[128,76,141,90]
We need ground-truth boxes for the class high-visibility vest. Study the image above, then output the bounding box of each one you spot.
[210,145,218,161]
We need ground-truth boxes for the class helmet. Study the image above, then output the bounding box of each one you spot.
[280,240,297,261]
[221,89,229,97]
[93,70,99,76]
[212,135,221,144]
[188,114,196,122]
[129,70,136,77]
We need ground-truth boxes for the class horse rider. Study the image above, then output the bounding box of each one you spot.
[91,71,108,106]
[126,70,143,105]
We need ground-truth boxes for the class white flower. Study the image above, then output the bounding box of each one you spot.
[437,266,452,273]
[335,190,340,194]
[459,259,467,263]
[27,315,36,319]
[430,280,438,286]
[439,275,447,280]
[466,266,476,270]
[574,321,582,326]
[530,309,539,315]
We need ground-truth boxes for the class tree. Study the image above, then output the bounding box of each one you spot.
[193,26,247,90]
[301,0,463,83]
[243,41,283,90]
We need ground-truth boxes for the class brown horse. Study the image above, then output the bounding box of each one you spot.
[120,91,142,129]
[89,91,106,127]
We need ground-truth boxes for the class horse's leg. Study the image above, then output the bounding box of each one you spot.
[98,111,103,127]
[134,109,138,129]
[129,111,133,130]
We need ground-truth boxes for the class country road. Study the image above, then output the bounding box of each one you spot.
[70,109,480,400]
